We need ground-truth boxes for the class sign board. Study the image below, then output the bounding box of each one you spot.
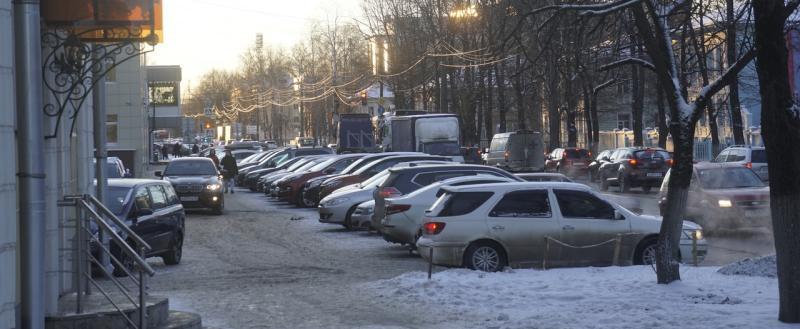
[246,125,257,134]
[41,0,164,44]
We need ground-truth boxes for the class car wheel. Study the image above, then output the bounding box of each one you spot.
[634,237,658,265]
[343,206,357,230]
[464,242,506,272]
[642,185,652,193]
[298,188,315,208]
[600,173,609,191]
[162,232,183,265]
[619,174,630,193]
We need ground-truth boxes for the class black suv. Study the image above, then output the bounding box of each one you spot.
[157,157,225,214]
[598,147,672,193]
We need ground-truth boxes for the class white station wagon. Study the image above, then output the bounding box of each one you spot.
[417,182,706,272]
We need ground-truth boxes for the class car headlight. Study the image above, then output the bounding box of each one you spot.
[206,184,221,191]
[718,199,732,208]
[683,229,703,240]
[324,197,349,207]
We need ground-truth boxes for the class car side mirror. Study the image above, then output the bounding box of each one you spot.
[154,171,162,177]
[614,210,625,220]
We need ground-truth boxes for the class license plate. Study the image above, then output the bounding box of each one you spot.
[646,172,663,177]
[745,209,769,217]
[180,196,199,202]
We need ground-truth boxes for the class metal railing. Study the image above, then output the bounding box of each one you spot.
[59,194,155,329]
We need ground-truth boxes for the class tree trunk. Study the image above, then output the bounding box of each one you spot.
[727,0,746,145]
[477,69,485,144]
[708,102,721,156]
[547,62,561,150]
[514,56,527,131]
[531,78,543,133]
[565,77,578,147]
[753,0,800,322]
[632,41,645,146]
[495,63,508,133]
[583,85,594,152]
[657,81,668,148]
[590,87,601,153]
[486,67,495,140]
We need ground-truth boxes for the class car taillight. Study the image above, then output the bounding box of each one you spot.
[504,151,509,161]
[666,159,673,167]
[386,204,411,215]
[424,222,446,235]
[379,187,402,198]
[628,159,638,167]
[745,162,752,169]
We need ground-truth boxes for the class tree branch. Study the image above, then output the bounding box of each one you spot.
[695,48,756,107]
[593,78,618,95]
[599,58,656,72]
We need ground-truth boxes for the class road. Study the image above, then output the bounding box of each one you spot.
[147,188,451,329]
[145,180,775,328]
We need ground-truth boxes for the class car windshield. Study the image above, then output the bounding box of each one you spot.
[422,141,461,156]
[164,160,217,176]
[287,159,312,171]
[751,149,766,163]
[362,171,390,188]
[293,160,320,172]
[233,152,254,160]
[697,167,765,189]
[277,157,303,169]
[310,158,338,172]
[634,149,670,160]
[105,186,131,215]
[565,149,590,159]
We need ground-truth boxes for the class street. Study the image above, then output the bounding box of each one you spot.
[144,181,776,329]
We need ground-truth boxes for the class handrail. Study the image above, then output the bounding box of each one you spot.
[86,194,153,252]
[78,199,156,276]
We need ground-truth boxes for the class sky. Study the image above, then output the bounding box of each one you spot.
[149,0,363,93]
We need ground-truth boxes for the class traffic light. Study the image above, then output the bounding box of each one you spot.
[360,90,367,105]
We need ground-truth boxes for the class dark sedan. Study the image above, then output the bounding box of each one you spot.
[276,154,363,206]
[156,157,224,214]
[103,179,185,276]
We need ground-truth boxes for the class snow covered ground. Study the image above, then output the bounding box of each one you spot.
[365,265,792,329]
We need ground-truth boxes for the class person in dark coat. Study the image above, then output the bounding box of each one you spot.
[192,144,200,154]
[220,149,238,194]
[173,142,181,158]
[208,149,220,168]
[161,144,169,160]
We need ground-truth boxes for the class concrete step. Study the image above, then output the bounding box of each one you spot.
[157,311,202,329]
[46,293,169,329]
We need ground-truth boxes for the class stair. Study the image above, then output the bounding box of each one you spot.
[45,293,201,329]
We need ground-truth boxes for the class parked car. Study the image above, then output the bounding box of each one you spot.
[658,163,770,234]
[265,156,331,197]
[317,155,451,200]
[301,153,423,207]
[96,156,130,178]
[588,149,613,182]
[276,154,363,206]
[484,131,545,172]
[514,172,573,182]
[102,179,185,275]
[372,164,522,233]
[257,157,319,193]
[598,147,672,193]
[237,147,334,185]
[244,157,306,192]
[350,200,375,230]
[231,149,258,164]
[544,147,592,176]
[417,182,706,272]
[460,146,483,164]
[156,157,224,215]
[712,145,768,181]
[381,175,516,246]
[318,160,451,229]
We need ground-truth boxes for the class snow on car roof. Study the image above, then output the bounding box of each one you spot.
[442,181,590,193]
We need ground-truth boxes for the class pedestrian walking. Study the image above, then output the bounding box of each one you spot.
[208,149,220,168]
[173,142,181,158]
[192,144,199,154]
[161,144,169,160]
[220,149,238,194]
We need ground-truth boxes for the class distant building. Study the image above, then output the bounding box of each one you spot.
[147,65,182,141]
[105,53,148,175]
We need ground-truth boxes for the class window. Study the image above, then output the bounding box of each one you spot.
[148,185,168,210]
[162,185,179,205]
[750,149,766,163]
[163,160,218,176]
[133,187,152,211]
[413,172,477,186]
[490,190,551,218]
[106,114,118,144]
[489,138,507,152]
[617,113,632,130]
[438,192,494,217]
[713,150,729,163]
[554,190,615,220]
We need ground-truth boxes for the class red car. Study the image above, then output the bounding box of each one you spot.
[545,147,592,176]
[276,154,364,207]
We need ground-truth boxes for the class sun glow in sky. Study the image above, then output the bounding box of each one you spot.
[149,0,362,91]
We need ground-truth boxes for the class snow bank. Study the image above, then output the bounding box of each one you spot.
[365,266,789,329]
[718,255,777,278]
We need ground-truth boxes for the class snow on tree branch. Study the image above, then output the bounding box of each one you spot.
[599,58,655,72]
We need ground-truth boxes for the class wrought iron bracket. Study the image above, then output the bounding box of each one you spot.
[41,27,155,139]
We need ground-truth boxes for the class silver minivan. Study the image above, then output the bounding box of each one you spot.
[484,131,544,172]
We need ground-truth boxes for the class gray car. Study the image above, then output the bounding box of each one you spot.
[318,171,390,229]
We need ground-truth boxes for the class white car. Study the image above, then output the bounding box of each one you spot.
[417,182,707,272]
[350,200,375,229]
[381,175,516,246]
